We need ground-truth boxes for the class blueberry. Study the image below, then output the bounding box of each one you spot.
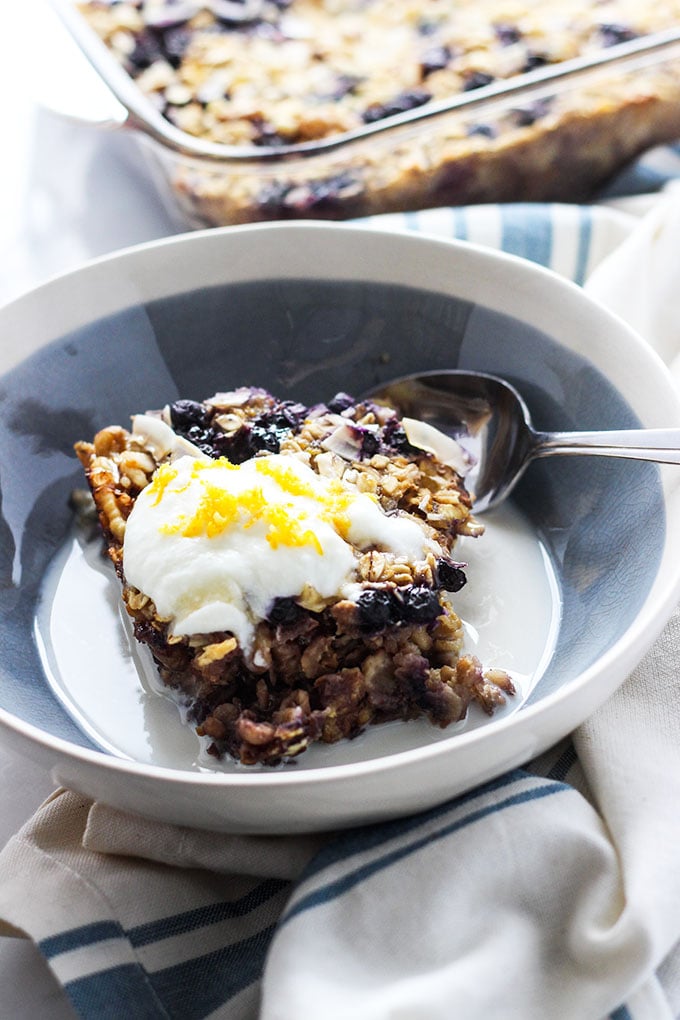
[513,98,553,127]
[211,0,264,25]
[420,45,451,78]
[184,423,211,444]
[161,25,192,67]
[298,172,363,210]
[252,120,287,148]
[436,558,467,592]
[360,431,380,458]
[209,431,238,458]
[356,589,399,630]
[362,88,431,124]
[495,24,522,46]
[327,74,362,101]
[523,52,548,71]
[463,71,495,91]
[127,29,164,71]
[327,392,355,413]
[244,404,304,455]
[249,423,282,454]
[183,424,221,456]
[214,426,255,464]
[268,597,304,625]
[258,180,294,212]
[467,123,496,139]
[170,399,210,429]
[381,419,415,455]
[417,19,440,37]
[259,172,363,212]
[271,402,306,429]
[400,587,441,623]
[599,23,638,47]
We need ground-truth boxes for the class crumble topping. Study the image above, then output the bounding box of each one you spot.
[73,1,680,223]
[78,0,680,146]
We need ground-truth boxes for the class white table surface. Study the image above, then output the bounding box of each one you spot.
[0,2,184,1011]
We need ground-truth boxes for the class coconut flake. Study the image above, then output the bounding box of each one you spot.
[402,417,471,476]
[320,422,364,461]
[131,414,204,462]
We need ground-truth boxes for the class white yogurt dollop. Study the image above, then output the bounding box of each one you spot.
[123,454,436,649]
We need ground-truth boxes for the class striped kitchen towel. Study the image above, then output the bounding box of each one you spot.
[2,149,680,1020]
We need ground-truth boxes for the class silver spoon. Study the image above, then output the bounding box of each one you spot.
[366,370,680,513]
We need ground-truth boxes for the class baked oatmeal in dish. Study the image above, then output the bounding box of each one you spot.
[72,0,680,224]
[75,387,514,765]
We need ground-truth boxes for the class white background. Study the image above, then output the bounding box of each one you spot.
[0,2,185,1012]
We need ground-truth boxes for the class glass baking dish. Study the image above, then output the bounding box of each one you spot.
[51,1,680,228]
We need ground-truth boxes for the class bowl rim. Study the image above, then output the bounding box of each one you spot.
[2,220,680,796]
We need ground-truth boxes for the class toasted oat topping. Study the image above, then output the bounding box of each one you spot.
[79,0,680,146]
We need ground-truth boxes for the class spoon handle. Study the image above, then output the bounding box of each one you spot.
[535,428,680,465]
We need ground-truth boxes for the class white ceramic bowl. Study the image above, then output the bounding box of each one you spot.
[1,222,679,833]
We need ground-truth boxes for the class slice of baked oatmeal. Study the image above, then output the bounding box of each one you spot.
[75,386,514,765]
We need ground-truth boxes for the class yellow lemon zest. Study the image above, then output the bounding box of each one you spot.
[254,457,318,499]
[262,504,323,554]
[156,454,374,553]
[180,483,242,538]
[191,456,238,475]
[147,463,180,506]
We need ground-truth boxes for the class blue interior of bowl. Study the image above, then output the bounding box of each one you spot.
[0,278,664,751]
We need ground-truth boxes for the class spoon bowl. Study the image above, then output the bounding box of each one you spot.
[367,370,680,512]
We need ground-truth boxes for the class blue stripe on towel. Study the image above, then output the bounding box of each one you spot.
[145,924,277,1020]
[404,211,421,232]
[452,205,468,241]
[43,881,289,1019]
[280,781,569,930]
[61,918,279,1019]
[609,1006,633,1020]
[39,879,287,960]
[574,206,593,286]
[300,767,530,884]
[547,741,578,783]
[39,920,128,960]
[66,964,170,1020]
[128,878,289,948]
[500,203,553,267]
